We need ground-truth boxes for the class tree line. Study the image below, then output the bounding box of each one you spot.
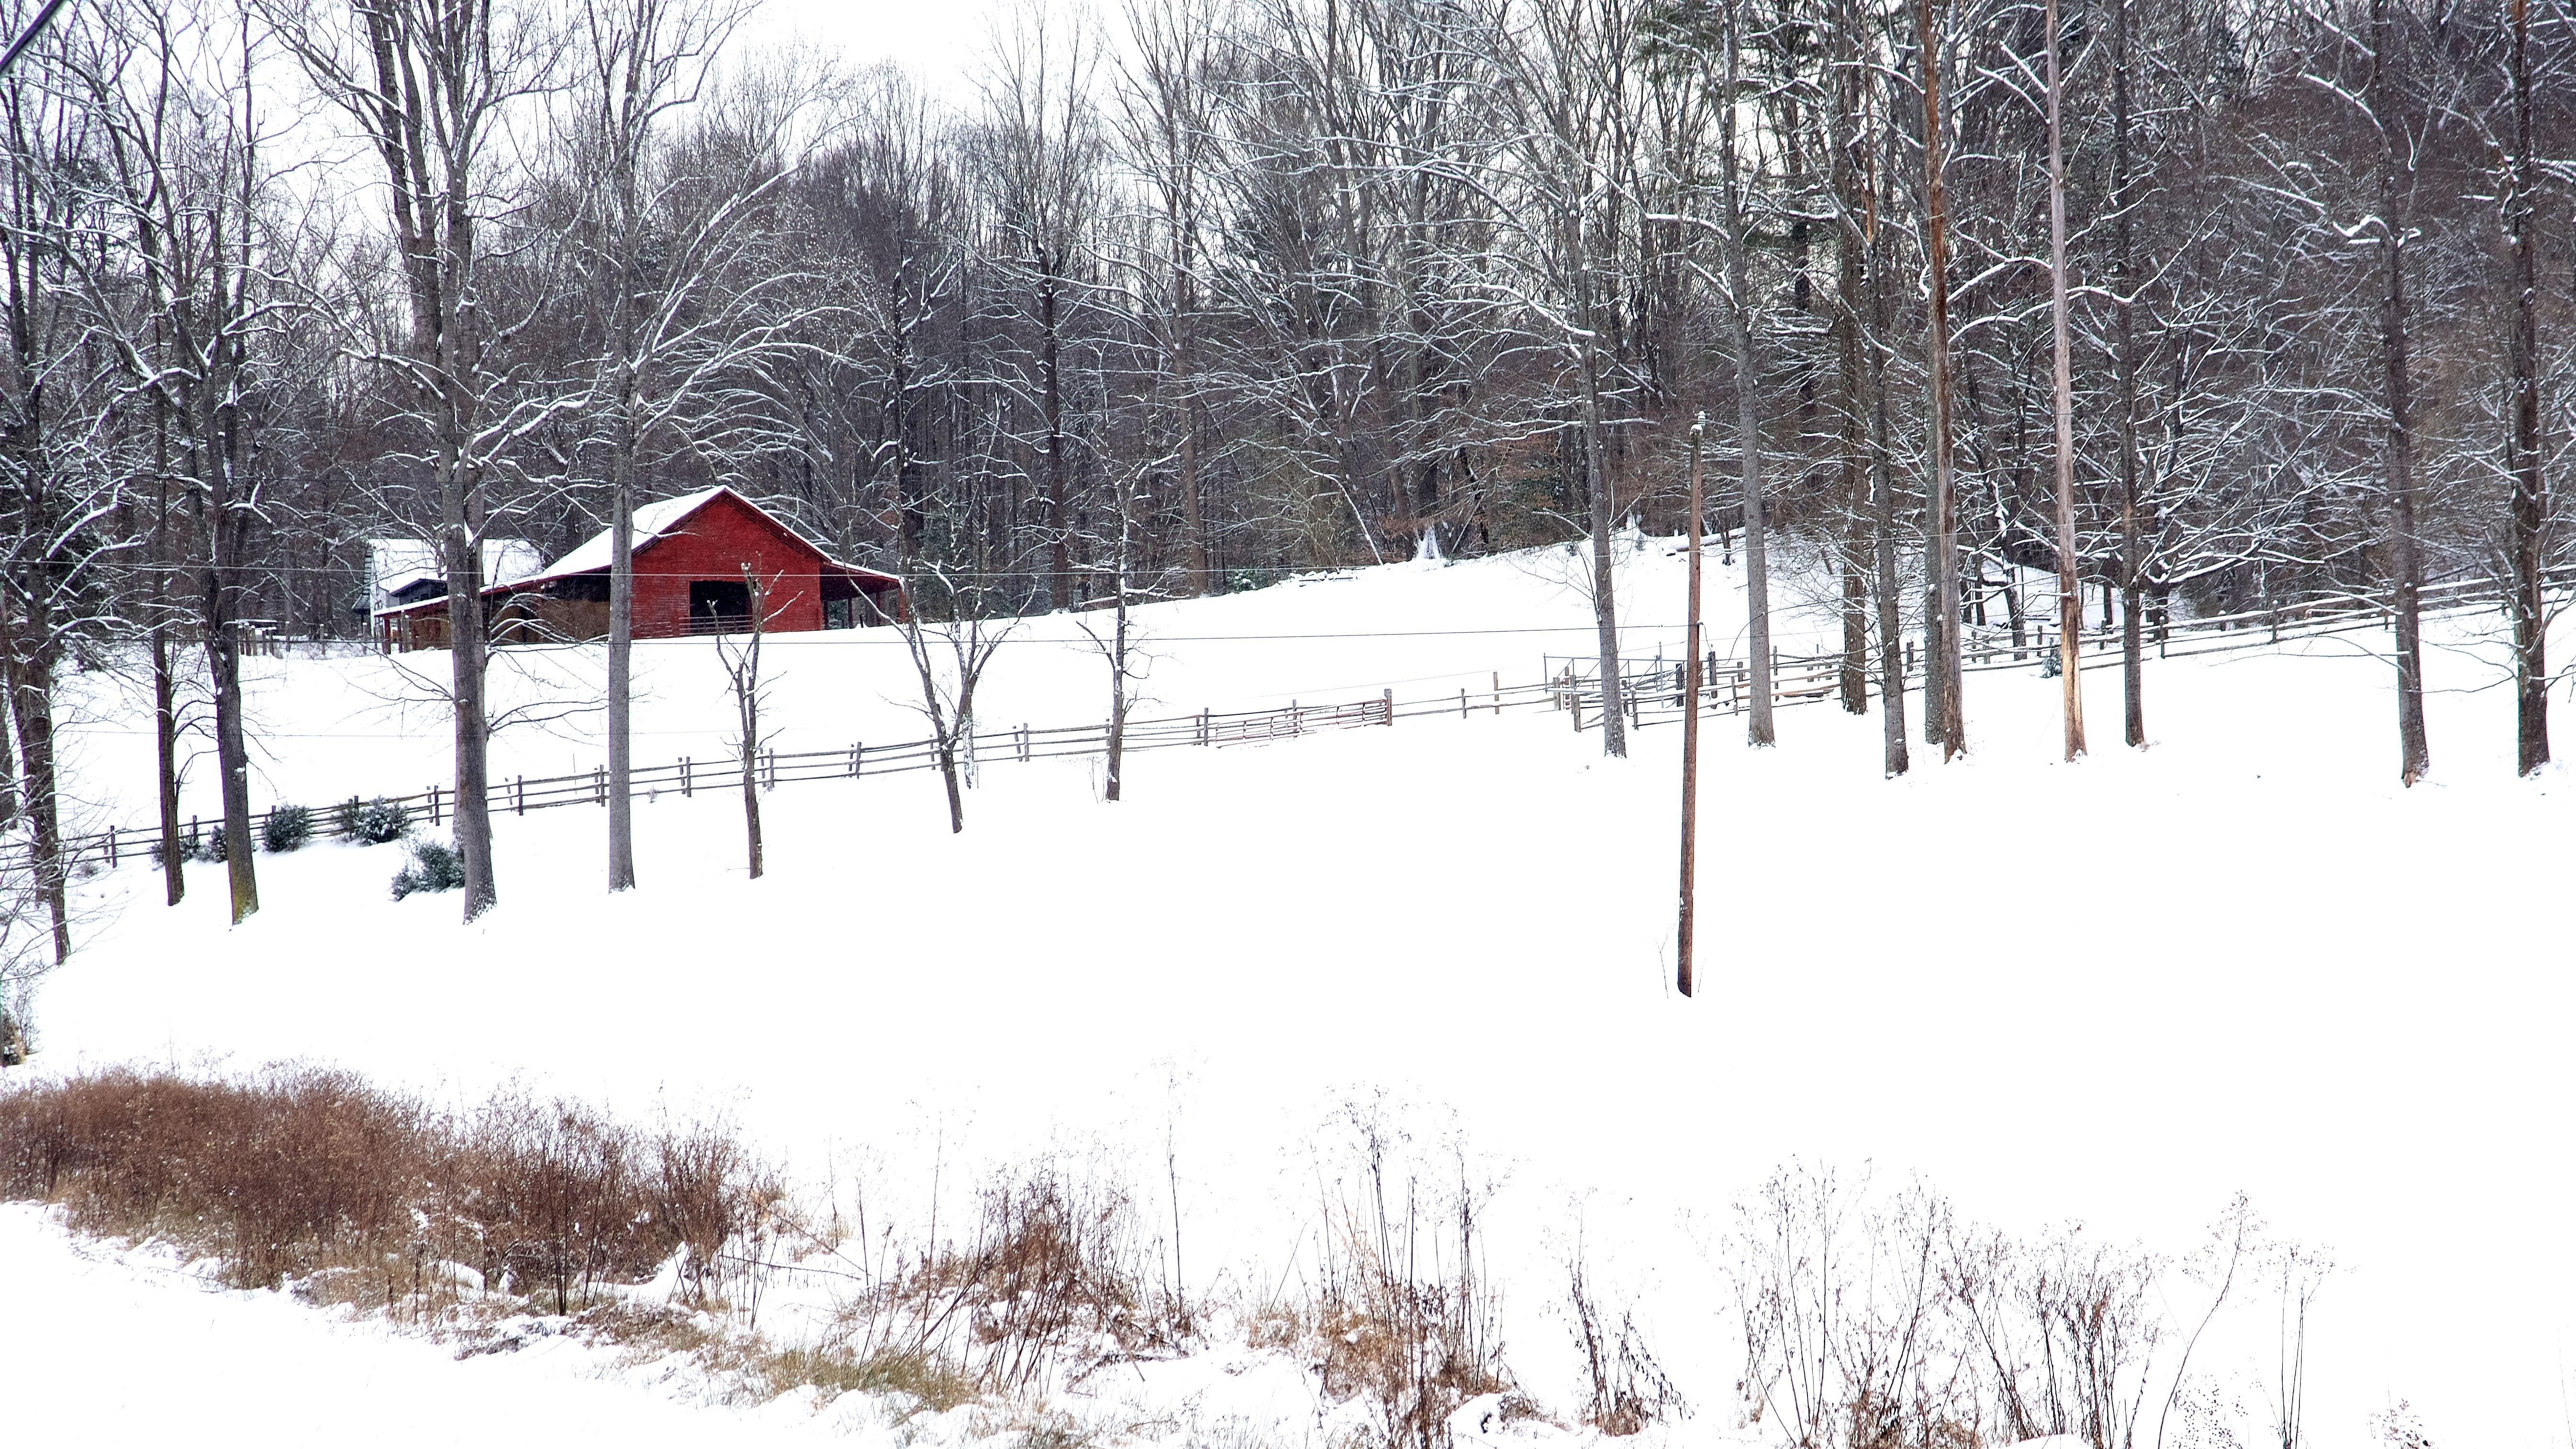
[0,0,2565,947]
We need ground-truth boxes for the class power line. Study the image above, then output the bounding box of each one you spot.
[0,0,72,78]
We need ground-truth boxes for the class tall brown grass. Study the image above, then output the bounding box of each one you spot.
[0,1066,774,1315]
[840,1161,1192,1397]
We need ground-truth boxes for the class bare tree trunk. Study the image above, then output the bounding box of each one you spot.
[2112,0,2146,749]
[445,516,499,913]
[2507,0,2549,777]
[0,593,67,958]
[300,0,520,922]
[1833,59,1870,717]
[1864,96,1912,777]
[154,623,182,906]
[1043,266,1073,609]
[2372,0,2429,786]
[152,412,182,904]
[1721,0,1773,747]
[1732,324,1775,749]
[606,130,638,891]
[1918,0,1965,758]
[728,569,766,879]
[608,457,636,888]
[2046,0,2085,760]
[1179,393,1209,596]
[1872,341,1911,776]
[1579,340,1628,758]
[205,617,256,926]
[196,426,259,927]
[938,748,965,832]
[1105,480,1132,801]
[738,706,762,880]
[0,646,12,830]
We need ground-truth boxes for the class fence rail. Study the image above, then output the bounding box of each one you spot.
[1544,570,2568,733]
[19,572,2559,876]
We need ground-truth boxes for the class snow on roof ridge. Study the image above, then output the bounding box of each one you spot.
[520,485,736,586]
[367,536,545,605]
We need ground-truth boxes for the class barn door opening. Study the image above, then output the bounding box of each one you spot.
[688,579,752,634]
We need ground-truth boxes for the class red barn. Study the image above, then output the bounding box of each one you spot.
[375,487,905,651]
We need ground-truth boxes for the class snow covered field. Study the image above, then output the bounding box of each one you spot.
[13,543,2574,1449]
[45,536,1854,828]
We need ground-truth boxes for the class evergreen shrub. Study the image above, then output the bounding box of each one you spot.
[390,837,465,900]
[262,804,314,854]
[343,797,409,845]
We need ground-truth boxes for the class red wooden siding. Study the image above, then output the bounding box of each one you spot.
[630,491,828,637]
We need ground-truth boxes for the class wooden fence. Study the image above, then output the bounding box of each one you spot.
[1554,570,2568,733]
[20,572,2561,876]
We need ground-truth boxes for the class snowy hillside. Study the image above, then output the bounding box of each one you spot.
[48,535,1858,831]
[13,543,2574,1449]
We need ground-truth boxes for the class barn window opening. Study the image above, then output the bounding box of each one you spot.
[688,579,752,633]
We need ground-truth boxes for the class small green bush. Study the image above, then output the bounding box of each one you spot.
[262,804,314,854]
[390,837,465,900]
[148,828,187,869]
[196,824,228,863]
[346,797,409,845]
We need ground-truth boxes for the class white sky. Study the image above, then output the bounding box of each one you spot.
[741,0,1020,99]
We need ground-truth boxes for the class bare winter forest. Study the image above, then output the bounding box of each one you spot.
[0,0,2569,941]
[0,0,2568,1439]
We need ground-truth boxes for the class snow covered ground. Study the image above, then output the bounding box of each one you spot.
[13,541,2574,1449]
[45,535,1857,828]
[0,1204,851,1444]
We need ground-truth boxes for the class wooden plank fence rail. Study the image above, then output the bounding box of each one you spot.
[23,572,2569,876]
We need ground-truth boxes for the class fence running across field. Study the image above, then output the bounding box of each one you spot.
[21,572,2559,875]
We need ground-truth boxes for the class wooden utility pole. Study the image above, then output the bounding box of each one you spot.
[2046,0,2085,760]
[1678,414,1707,998]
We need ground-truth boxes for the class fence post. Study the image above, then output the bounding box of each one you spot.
[594,767,605,805]
[515,776,525,815]
[1383,687,1394,725]
[429,786,441,826]
[1198,709,1209,746]
[1291,701,1301,737]
[1492,671,1501,716]
[683,757,692,797]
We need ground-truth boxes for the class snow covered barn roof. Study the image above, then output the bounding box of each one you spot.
[515,488,833,588]
[365,537,545,614]
[371,487,906,650]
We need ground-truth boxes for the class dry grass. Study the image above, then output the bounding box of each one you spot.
[1567,1257,1684,1436]
[1297,1118,1514,1449]
[854,1162,1193,1397]
[755,1342,980,1412]
[0,1066,775,1314]
[0,1070,1579,1445]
